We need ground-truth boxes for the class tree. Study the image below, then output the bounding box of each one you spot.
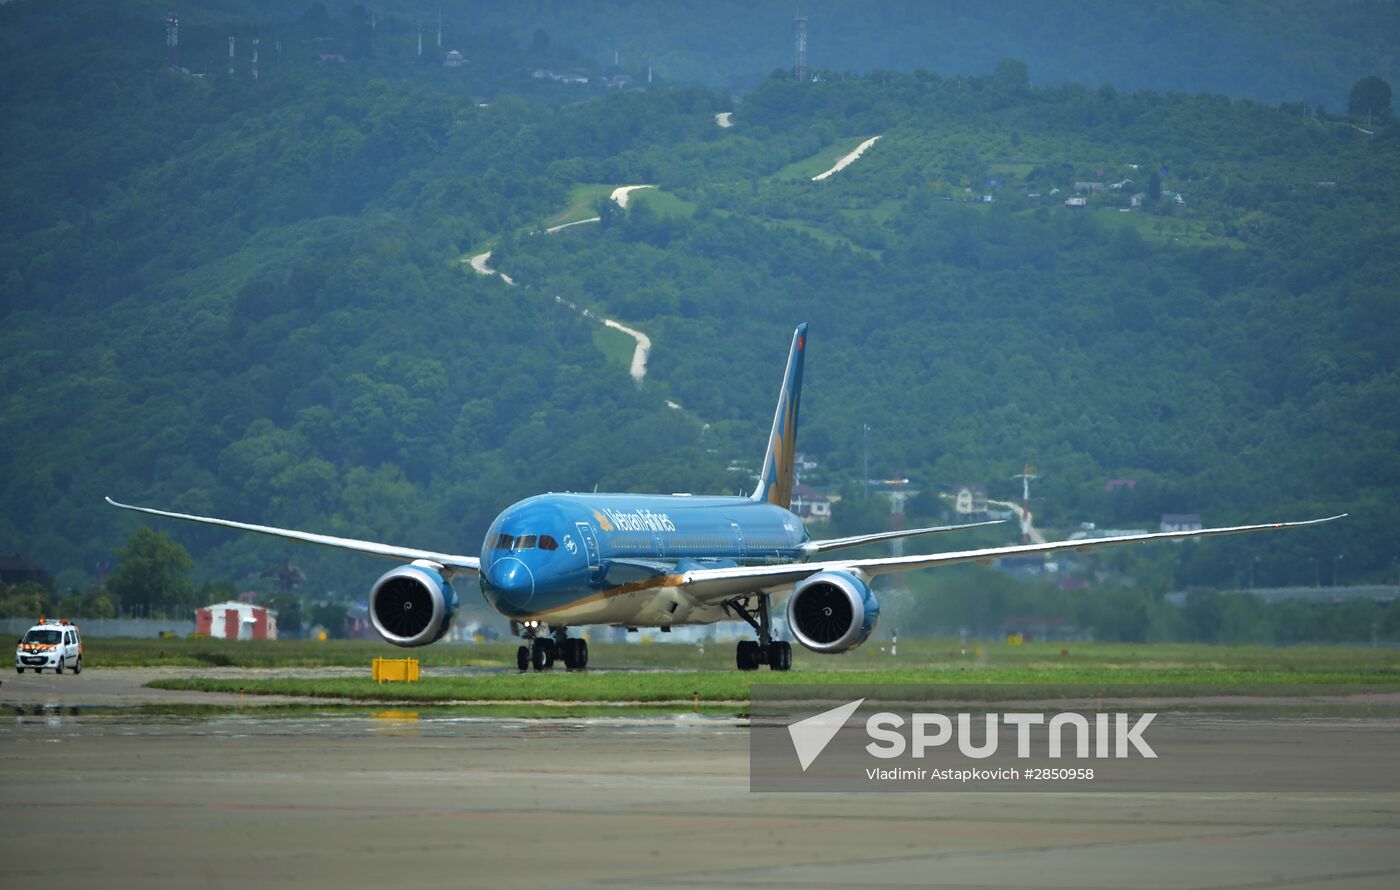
[1348,76,1392,120]
[0,582,54,619]
[308,601,348,638]
[994,58,1029,90]
[106,527,197,619]
[268,591,304,636]
[594,194,626,229]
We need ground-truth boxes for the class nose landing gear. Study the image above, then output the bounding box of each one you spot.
[728,593,792,672]
[512,623,588,672]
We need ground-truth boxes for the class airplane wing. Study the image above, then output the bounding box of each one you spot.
[679,515,1345,604]
[801,519,1006,555]
[105,497,481,576]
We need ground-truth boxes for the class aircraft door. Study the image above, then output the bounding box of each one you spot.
[730,521,747,558]
[575,522,601,571]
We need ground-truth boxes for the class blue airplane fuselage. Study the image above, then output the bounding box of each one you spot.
[478,493,809,624]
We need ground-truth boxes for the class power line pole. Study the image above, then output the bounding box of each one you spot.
[1011,465,1039,544]
[794,13,808,83]
[862,423,870,499]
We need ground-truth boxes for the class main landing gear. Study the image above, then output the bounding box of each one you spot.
[729,593,792,672]
[513,623,588,672]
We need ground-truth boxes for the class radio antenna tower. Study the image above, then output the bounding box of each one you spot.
[166,12,179,71]
[228,36,236,75]
[252,38,259,80]
[794,13,808,83]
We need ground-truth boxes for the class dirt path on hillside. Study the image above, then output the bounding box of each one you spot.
[812,135,882,181]
[464,189,655,382]
[544,216,601,233]
[610,184,655,208]
[986,498,1048,544]
[603,318,651,383]
[467,250,514,285]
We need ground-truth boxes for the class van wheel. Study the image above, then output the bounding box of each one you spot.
[73,656,82,675]
[56,658,64,674]
[14,667,21,674]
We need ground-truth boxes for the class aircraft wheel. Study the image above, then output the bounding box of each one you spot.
[561,639,590,670]
[531,638,556,671]
[516,646,530,672]
[768,641,792,671]
[736,640,760,671]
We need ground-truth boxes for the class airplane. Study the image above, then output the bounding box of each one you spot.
[107,323,1344,672]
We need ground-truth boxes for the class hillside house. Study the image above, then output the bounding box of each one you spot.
[952,484,988,515]
[1160,513,1203,533]
[0,554,51,588]
[791,483,833,523]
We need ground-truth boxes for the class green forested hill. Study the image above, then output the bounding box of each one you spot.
[494,73,1399,593]
[1,2,1397,630]
[397,0,1399,107]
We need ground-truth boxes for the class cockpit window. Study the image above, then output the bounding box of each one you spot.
[495,533,558,552]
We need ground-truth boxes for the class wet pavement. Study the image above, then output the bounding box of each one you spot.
[1,671,1398,888]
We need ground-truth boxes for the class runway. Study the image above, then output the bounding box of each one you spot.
[3,687,1399,888]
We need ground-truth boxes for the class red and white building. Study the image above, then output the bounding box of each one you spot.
[195,601,278,640]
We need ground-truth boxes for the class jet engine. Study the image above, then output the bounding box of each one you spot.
[786,570,880,654]
[369,564,459,647]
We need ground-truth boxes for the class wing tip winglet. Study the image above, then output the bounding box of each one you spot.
[1300,513,1347,525]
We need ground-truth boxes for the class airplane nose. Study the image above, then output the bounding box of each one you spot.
[487,557,535,606]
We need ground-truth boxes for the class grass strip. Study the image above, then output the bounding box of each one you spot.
[148,666,1400,704]
[90,637,1400,671]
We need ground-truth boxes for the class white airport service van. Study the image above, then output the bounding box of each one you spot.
[15,618,83,674]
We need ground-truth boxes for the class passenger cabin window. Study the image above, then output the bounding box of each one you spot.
[539,536,558,551]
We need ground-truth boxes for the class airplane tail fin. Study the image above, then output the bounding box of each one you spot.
[750,323,808,508]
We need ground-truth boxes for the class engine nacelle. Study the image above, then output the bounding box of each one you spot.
[786,570,880,654]
[369,563,459,647]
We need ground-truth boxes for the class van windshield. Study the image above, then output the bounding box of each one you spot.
[23,629,61,644]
